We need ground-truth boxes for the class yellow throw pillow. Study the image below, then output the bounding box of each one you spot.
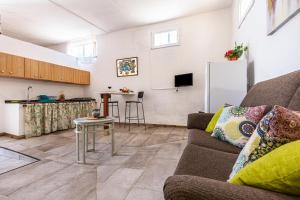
[229,140,300,196]
[205,105,224,133]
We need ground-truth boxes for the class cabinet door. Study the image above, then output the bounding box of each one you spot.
[73,69,81,84]
[25,59,39,79]
[81,71,90,85]
[73,70,90,85]
[0,52,8,76]
[39,61,52,80]
[63,67,74,83]
[52,65,62,82]
[6,55,25,78]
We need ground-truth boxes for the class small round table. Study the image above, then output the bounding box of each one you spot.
[73,117,115,164]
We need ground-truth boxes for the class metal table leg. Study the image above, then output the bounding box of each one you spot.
[75,125,80,162]
[92,126,96,151]
[85,126,88,152]
[110,123,115,156]
[83,126,87,164]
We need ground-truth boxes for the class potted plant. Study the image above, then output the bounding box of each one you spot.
[225,43,248,61]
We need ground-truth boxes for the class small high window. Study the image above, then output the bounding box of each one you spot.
[67,39,97,65]
[152,29,179,49]
[238,0,255,27]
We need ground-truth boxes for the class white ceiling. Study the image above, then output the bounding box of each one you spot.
[0,0,232,46]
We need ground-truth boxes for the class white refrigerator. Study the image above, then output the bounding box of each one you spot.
[205,60,248,113]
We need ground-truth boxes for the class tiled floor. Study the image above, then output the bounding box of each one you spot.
[0,125,188,200]
[0,147,39,175]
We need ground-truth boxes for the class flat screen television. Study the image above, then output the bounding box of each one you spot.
[175,73,193,87]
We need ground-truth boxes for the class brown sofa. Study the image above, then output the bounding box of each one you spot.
[164,70,300,200]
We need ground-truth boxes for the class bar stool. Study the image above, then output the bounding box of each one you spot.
[124,91,146,131]
[100,94,120,124]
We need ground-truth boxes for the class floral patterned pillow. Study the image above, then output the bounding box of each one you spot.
[229,105,300,180]
[211,105,268,148]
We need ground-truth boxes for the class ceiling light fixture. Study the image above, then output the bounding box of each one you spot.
[47,0,107,33]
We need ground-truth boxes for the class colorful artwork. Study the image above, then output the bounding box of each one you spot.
[267,0,300,35]
[116,57,138,77]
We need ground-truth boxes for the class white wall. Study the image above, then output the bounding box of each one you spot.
[46,43,69,55]
[87,9,232,126]
[232,0,300,84]
[0,35,88,132]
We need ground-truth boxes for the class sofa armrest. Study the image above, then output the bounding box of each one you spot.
[187,113,214,130]
[164,175,294,200]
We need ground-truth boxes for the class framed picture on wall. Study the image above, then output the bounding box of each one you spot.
[267,0,300,35]
[116,57,138,77]
[238,0,255,28]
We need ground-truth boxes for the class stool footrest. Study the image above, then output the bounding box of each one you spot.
[126,117,145,120]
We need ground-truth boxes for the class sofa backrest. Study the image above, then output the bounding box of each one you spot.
[240,70,300,110]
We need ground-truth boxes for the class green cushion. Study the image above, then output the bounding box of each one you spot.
[229,140,300,196]
[229,106,300,179]
[205,106,224,133]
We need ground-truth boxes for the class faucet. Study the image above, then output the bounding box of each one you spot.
[27,86,32,102]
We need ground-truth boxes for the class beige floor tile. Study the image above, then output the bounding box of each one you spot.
[0,161,68,195]
[122,148,157,169]
[143,133,169,146]
[9,164,94,200]
[44,171,96,200]
[126,133,151,147]
[125,187,164,200]
[155,142,186,160]
[135,158,178,191]
[99,168,143,200]
[0,195,11,200]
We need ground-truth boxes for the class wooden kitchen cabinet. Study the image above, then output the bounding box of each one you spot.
[73,69,82,84]
[81,71,90,85]
[73,69,90,85]
[6,55,25,78]
[0,52,7,77]
[25,58,39,79]
[52,64,63,82]
[38,61,52,80]
[1,52,90,85]
[63,67,74,83]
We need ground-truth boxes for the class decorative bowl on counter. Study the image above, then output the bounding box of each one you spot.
[120,87,133,93]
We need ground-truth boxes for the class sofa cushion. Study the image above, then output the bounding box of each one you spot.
[188,129,241,154]
[230,140,300,196]
[205,105,224,133]
[164,175,299,200]
[211,105,268,148]
[174,144,238,181]
[241,71,300,108]
[229,106,300,180]
[288,87,300,111]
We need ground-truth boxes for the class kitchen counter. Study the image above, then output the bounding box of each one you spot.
[5,98,96,104]
[3,100,96,138]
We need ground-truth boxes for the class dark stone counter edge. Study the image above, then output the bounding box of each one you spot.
[5,99,96,104]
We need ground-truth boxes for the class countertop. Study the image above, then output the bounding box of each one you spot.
[5,98,96,104]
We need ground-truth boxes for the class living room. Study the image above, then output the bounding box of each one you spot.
[0,0,299,200]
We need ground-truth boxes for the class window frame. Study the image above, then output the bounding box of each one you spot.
[238,0,255,28]
[151,29,180,50]
[67,40,97,59]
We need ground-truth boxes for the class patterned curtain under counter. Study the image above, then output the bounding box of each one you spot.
[24,101,96,138]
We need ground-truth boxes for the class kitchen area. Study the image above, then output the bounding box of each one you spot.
[4,95,96,138]
[0,39,95,138]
